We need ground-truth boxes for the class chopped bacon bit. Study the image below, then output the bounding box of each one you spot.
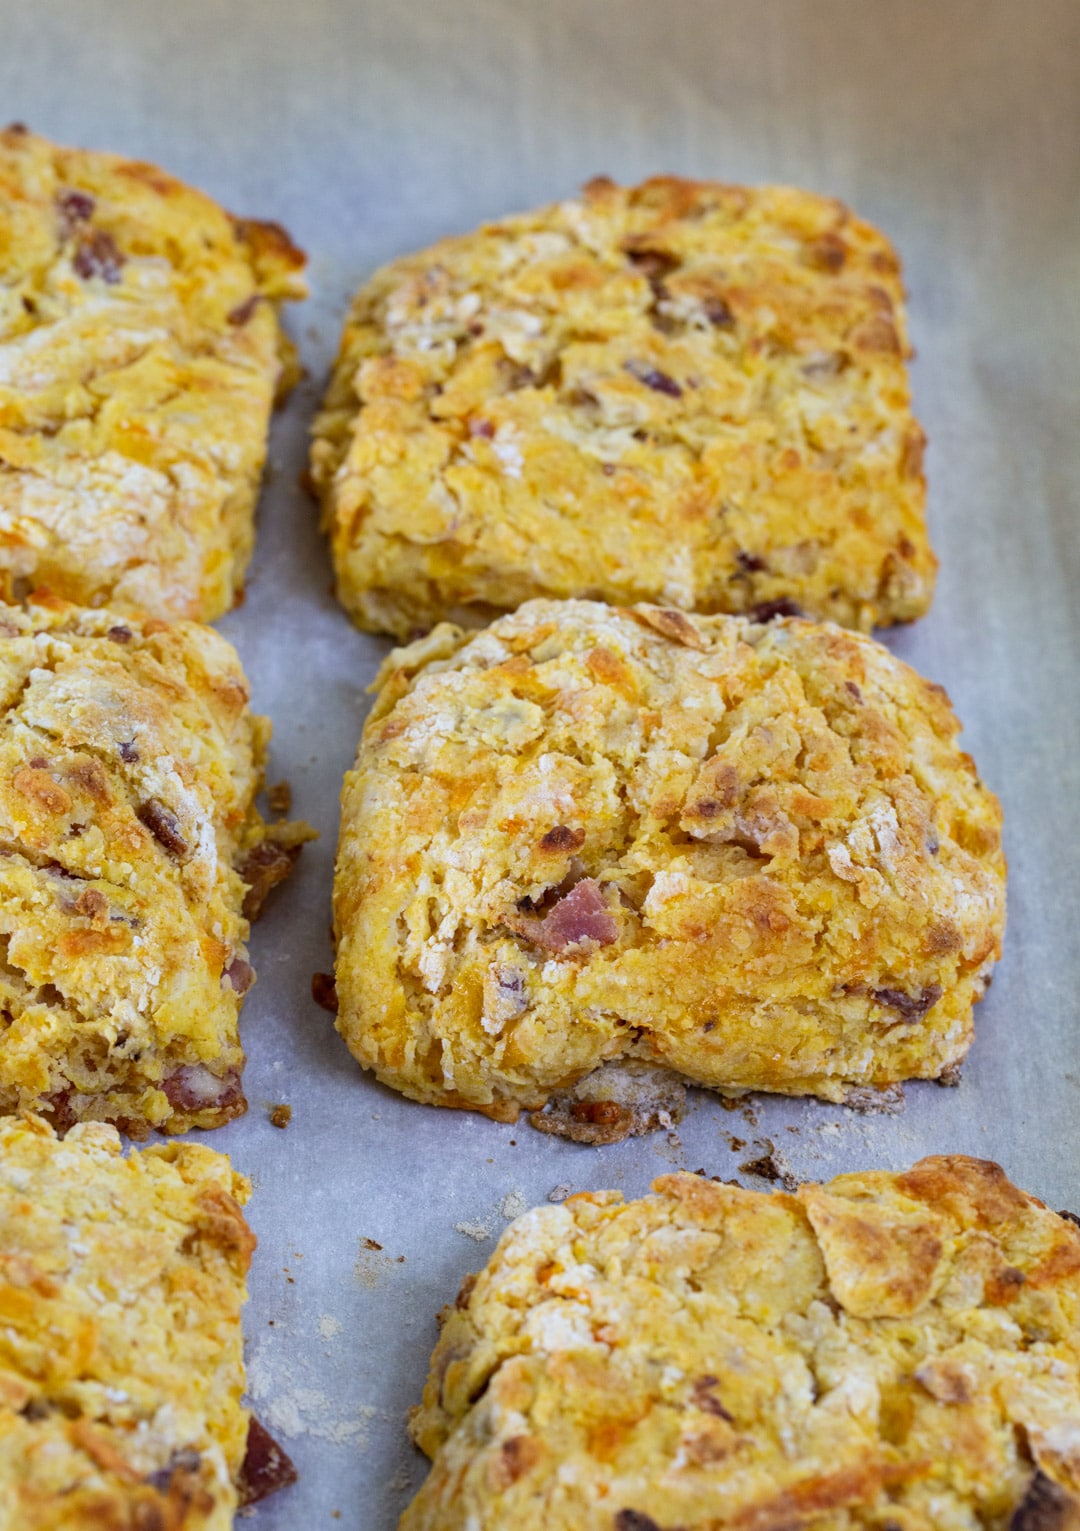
[615,1513,663,1531]
[57,189,95,230]
[106,624,132,643]
[624,359,682,397]
[872,985,943,1023]
[522,878,618,953]
[223,956,255,995]
[1009,1470,1078,1531]
[228,293,261,326]
[538,824,585,854]
[238,1418,297,1506]
[749,599,804,622]
[239,841,299,920]
[73,229,125,284]
[312,972,338,1012]
[162,1064,244,1115]
[45,1088,77,1135]
[137,799,188,857]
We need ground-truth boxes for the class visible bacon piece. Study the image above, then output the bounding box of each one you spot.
[872,985,942,1023]
[162,1064,244,1116]
[239,840,299,920]
[238,1417,297,1506]
[311,971,338,1012]
[1009,1470,1080,1531]
[749,599,804,622]
[223,956,255,994]
[519,878,618,953]
[624,359,682,397]
[73,229,125,284]
[615,1513,663,1531]
[137,799,189,858]
[227,293,261,326]
[44,1088,77,1135]
[57,188,95,231]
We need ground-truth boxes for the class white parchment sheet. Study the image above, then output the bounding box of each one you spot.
[2,1,1079,1524]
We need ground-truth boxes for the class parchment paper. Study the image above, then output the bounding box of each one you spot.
[2,2,1079,1524]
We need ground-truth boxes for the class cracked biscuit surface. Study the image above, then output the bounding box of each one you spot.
[333,600,1004,1124]
[0,125,306,621]
[311,175,933,640]
[0,1113,270,1529]
[402,1158,1080,1530]
[0,596,305,1136]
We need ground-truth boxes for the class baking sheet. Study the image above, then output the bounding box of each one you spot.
[3,0,1080,1523]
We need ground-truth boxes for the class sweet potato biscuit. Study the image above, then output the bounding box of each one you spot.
[402,1158,1080,1530]
[0,596,306,1136]
[311,175,933,640]
[0,124,307,621]
[333,600,1004,1126]
[0,1112,294,1529]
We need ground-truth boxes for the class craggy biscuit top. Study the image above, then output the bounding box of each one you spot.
[403,1157,1080,1529]
[0,125,307,620]
[334,600,1004,1120]
[0,596,299,1135]
[0,1113,253,1530]
[312,175,934,639]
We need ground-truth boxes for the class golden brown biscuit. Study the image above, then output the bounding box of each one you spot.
[402,1158,1080,1530]
[333,600,1004,1127]
[311,175,933,640]
[0,1112,295,1529]
[0,595,308,1136]
[0,124,306,621]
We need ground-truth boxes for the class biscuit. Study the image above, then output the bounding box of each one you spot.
[0,1112,295,1528]
[311,175,933,640]
[0,596,308,1136]
[333,600,1004,1126]
[0,124,306,621]
[402,1157,1080,1530]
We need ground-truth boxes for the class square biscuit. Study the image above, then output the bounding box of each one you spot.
[333,601,1004,1127]
[312,176,934,640]
[0,125,306,621]
[0,1113,294,1528]
[0,597,306,1136]
[402,1159,1080,1529]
